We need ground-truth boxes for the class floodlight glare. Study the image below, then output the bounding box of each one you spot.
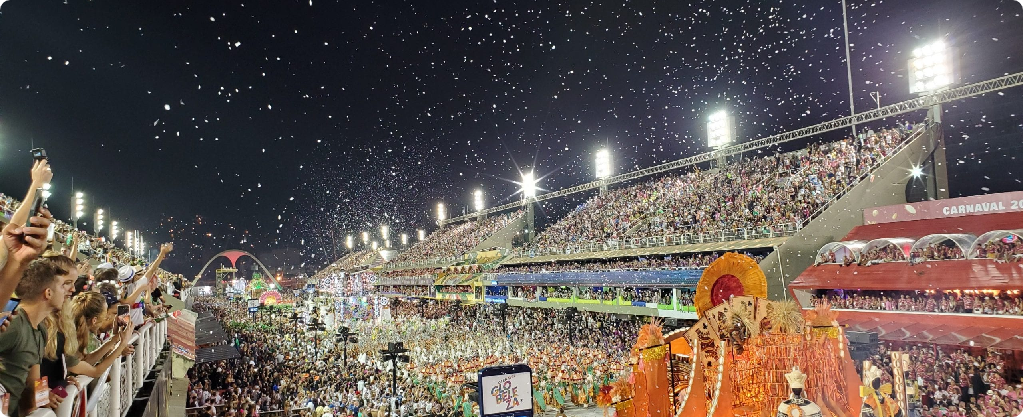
[707,110,734,149]
[401,233,408,245]
[75,192,83,198]
[473,189,484,212]
[910,165,924,178]
[521,171,536,199]
[345,235,353,249]
[909,40,954,94]
[380,224,389,239]
[371,241,379,250]
[417,229,426,241]
[437,203,447,222]
[361,231,369,244]
[595,149,612,179]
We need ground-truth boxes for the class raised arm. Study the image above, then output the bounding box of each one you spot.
[0,211,52,303]
[70,323,133,378]
[9,160,53,231]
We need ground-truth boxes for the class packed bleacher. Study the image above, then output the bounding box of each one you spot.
[532,126,909,253]
[313,250,378,280]
[866,344,1022,417]
[813,290,1023,315]
[495,251,766,274]
[389,210,523,266]
[0,159,176,417]
[973,238,1023,262]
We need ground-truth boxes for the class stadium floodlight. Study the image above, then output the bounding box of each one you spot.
[42,183,52,199]
[95,209,104,233]
[125,230,133,251]
[401,233,408,245]
[371,241,378,251]
[417,229,425,241]
[380,224,389,240]
[595,149,612,179]
[521,171,536,199]
[345,235,353,249]
[910,165,924,178]
[110,221,118,242]
[385,239,391,248]
[361,231,369,244]
[437,203,447,222]
[909,40,954,94]
[473,189,484,212]
[707,110,734,149]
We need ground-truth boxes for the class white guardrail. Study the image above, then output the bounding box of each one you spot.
[26,320,168,417]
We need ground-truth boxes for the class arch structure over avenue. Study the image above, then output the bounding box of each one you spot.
[193,249,281,288]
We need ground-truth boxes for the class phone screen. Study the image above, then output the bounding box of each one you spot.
[1,298,20,325]
[117,304,129,317]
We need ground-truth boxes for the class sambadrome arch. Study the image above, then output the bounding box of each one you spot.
[193,249,282,288]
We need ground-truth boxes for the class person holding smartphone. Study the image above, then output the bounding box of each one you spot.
[0,257,75,417]
[0,159,54,311]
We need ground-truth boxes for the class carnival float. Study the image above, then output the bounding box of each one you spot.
[602,252,907,417]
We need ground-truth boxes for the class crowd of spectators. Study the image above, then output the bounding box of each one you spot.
[376,285,433,298]
[533,126,907,253]
[496,251,766,274]
[389,211,523,266]
[0,160,179,417]
[866,344,1022,417]
[858,243,908,266]
[187,297,640,417]
[815,290,1023,315]
[313,250,379,282]
[973,238,1023,263]
[911,242,966,262]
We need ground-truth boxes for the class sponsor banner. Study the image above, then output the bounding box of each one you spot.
[864,191,1023,225]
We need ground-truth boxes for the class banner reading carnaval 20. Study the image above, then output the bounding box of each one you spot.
[863,191,1023,225]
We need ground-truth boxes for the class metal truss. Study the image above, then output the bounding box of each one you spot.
[442,71,1023,225]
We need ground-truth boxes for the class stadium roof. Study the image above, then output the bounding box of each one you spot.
[788,261,1021,291]
[842,211,1023,242]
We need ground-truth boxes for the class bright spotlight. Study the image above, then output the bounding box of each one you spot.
[361,231,369,244]
[400,233,408,245]
[707,110,734,149]
[437,203,447,222]
[521,171,536,199]
[909,40,954,94]
[910,165,924,178]
[371,241,379,250]
[345,235,353,249]
[75,192,83,198]
[473,189,485,212]
[595,149,612,179]
[380,224,389,239]
[417,229,425,241]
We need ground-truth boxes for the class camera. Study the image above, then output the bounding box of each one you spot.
[30,148,47,161]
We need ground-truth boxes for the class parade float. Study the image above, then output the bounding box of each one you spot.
[604,252,893,417]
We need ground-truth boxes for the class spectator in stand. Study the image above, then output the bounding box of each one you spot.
[390,211,523,265]
[0,258,74,417]
[815,290,1023,316]
[496,251,765,274]
[532,127,906,253]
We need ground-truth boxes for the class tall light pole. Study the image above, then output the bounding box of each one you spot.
[361,231,369,246]
[346,235,354,250]
[707,110,735,167]
[595,149,612,195]
[436,202,446,225]
[521,171,537,243]
[908,39,954,200]
[94,209,105,234]
[841,0,857,139]
[110,221,119,242]
[72,192,85,229]
[417,229,425,241]
[400,233,408,246]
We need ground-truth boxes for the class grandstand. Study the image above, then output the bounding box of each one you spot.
[788,191,1023,349]
[384,210,524,269]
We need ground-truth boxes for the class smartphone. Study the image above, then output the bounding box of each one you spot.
[30,148,47,161]
[1,298,19,325]
[25,189,45,228]
[117,304,129,317]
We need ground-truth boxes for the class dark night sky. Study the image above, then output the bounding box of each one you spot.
[0,0,1020,276]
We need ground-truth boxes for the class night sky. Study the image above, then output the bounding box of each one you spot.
[0,0,1020,277]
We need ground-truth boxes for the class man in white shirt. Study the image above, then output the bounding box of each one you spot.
[118,243,173,327]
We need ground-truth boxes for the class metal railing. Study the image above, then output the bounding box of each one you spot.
[25,320,170,417]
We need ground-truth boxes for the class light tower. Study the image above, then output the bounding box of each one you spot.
[595,149,612,195]
[94,209,105,234]
[436,202,446,225]
[417,229,425,242]
[72,192,85,229]
[110,221,119,242]
[345,235,353,250]
[473,189,485,221]
[907,39,954,200]
[707,110,735,168]
[400,233,408,246]
[521,171,537,243]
